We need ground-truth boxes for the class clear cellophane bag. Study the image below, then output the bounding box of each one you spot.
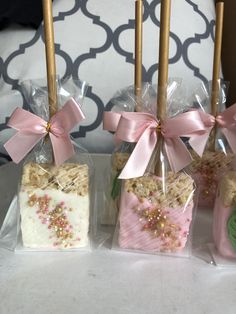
[112,80,198,257]
[0,77,99,252]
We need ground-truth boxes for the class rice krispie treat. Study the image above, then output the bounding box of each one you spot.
[20,162,89,249]
[118,172,195,253]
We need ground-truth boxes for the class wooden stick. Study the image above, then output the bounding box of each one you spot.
[135,0,143,111]
[210,2,224,151]
[155,0,171,176]
[42,0,57,118]
[157,0,171,121]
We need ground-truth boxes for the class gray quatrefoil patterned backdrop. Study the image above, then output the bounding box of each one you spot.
[0,0,216,162]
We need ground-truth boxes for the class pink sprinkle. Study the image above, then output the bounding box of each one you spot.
[60,201,65,206]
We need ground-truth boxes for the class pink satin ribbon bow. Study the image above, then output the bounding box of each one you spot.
[189,103,236,157]
[103,110,205,179]
[4,98,85,165]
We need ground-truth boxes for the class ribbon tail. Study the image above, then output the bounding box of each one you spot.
[222,128,236,153]
[164,138,192,173]
[188,129,212,157]
[51,98,85,133]
[4,131,45,163]
[118,129,157,179]
[50,133,75,166]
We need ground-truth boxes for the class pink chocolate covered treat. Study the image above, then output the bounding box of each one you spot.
[118,172,195,253]
[213,171,236,259]
[189,151,234,209]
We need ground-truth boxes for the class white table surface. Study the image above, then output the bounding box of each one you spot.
[0,155,236,314]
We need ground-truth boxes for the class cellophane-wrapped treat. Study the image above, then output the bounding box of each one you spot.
[188,80,234,209]
[0,77,96,251]
[111,80,199,256]
[212,171,236,261]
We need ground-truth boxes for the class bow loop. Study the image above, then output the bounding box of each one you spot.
[116,112,158,144]
[4,98,85,165]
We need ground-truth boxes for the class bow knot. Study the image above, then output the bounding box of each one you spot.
[4,98,85,165]
[46,122,51,133]
[156,124,162,133]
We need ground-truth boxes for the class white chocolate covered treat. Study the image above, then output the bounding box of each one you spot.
[118,172,195,253]
[189,151,234,208]
[19,162,89,249]
[213,172,236,259]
